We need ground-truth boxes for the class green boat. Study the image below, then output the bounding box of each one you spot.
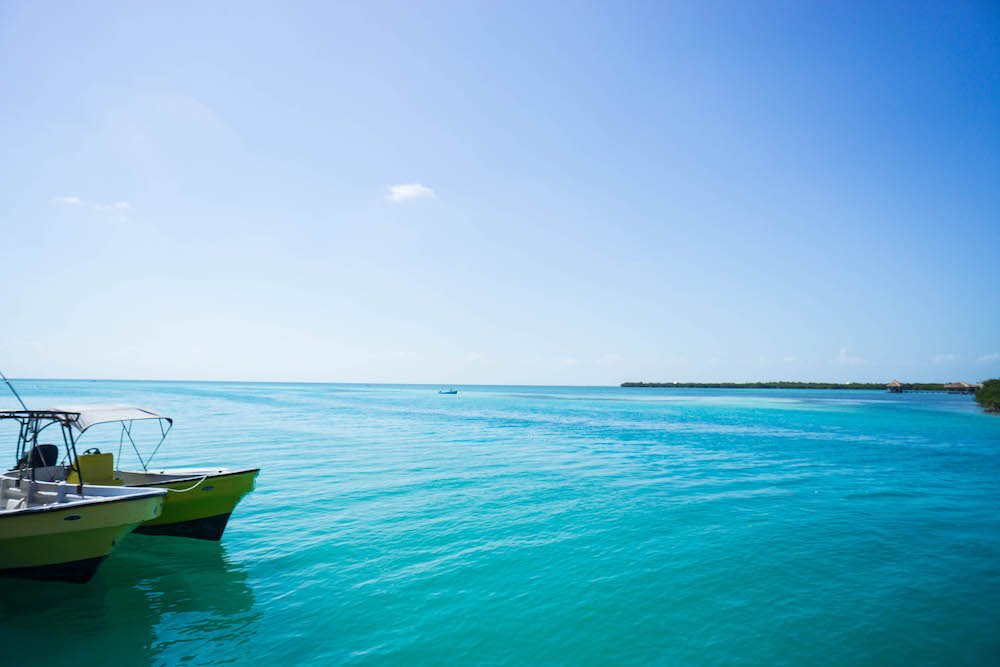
[0,409,167,582]
[4,406,259,542]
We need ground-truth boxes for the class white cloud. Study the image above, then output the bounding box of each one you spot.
[386,183,436,202]
[933,353,958,364]
[834,347,865,365]
[56,195,131,221]
[978,353,1000,363]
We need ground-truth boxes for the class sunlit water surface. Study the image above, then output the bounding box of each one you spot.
[1,381,998,665]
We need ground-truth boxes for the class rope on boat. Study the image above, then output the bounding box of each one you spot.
[164,476,209,493]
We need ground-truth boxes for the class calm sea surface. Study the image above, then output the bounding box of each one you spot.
[1,381,999,665]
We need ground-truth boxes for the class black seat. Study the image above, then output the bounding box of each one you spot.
[17,444,59,468]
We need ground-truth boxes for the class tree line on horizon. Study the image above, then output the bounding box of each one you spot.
[620,381,951,390]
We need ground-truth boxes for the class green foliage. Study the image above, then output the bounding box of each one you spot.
[975,379,1000,412]
[620,381,951,390]
[621,381,885,389]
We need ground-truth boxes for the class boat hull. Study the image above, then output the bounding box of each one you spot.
[0,493,164,583]
[0,556,108,583]
[135,511,233,540]
[129,468,259,541]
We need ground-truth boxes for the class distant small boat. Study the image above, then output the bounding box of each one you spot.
[438,389,459,395]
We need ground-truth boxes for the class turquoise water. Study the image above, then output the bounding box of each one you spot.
[1,381,999,665]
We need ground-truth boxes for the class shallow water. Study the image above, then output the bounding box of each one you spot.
[1,381,998,665]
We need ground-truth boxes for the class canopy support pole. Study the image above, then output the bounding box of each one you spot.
[145,419,173,470]
[122,420,149,471]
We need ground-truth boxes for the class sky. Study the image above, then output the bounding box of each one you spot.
[0,1,998,385]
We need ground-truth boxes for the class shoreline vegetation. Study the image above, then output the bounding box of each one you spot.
[975,380,1000,412]
[620,381,951,390]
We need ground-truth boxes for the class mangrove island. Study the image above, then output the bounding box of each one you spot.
[620,381,972,391]
[975,379,1000,412]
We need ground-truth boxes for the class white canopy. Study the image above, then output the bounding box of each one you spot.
[51,405,172,433]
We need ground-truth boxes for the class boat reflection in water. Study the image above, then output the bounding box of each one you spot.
[0,538,258,662]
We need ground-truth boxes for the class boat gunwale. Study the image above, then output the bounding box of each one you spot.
[122,467,260,488]
[0,486,166,518]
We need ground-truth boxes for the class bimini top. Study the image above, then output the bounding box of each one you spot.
[0,405,172,433]
[54,405,171,433]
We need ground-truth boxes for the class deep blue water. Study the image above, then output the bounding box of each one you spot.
[1,381,999,665]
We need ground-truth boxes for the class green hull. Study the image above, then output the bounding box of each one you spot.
[131,468,258,541]
[0,493,164,582]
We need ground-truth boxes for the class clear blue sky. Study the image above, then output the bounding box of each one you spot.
[1,1,997,385]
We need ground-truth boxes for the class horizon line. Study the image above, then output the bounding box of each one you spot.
[1,376,987,387]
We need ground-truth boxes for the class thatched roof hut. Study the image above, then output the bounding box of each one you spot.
[886,380,903,393]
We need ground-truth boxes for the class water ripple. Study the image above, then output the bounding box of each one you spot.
[2,382,998,665]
